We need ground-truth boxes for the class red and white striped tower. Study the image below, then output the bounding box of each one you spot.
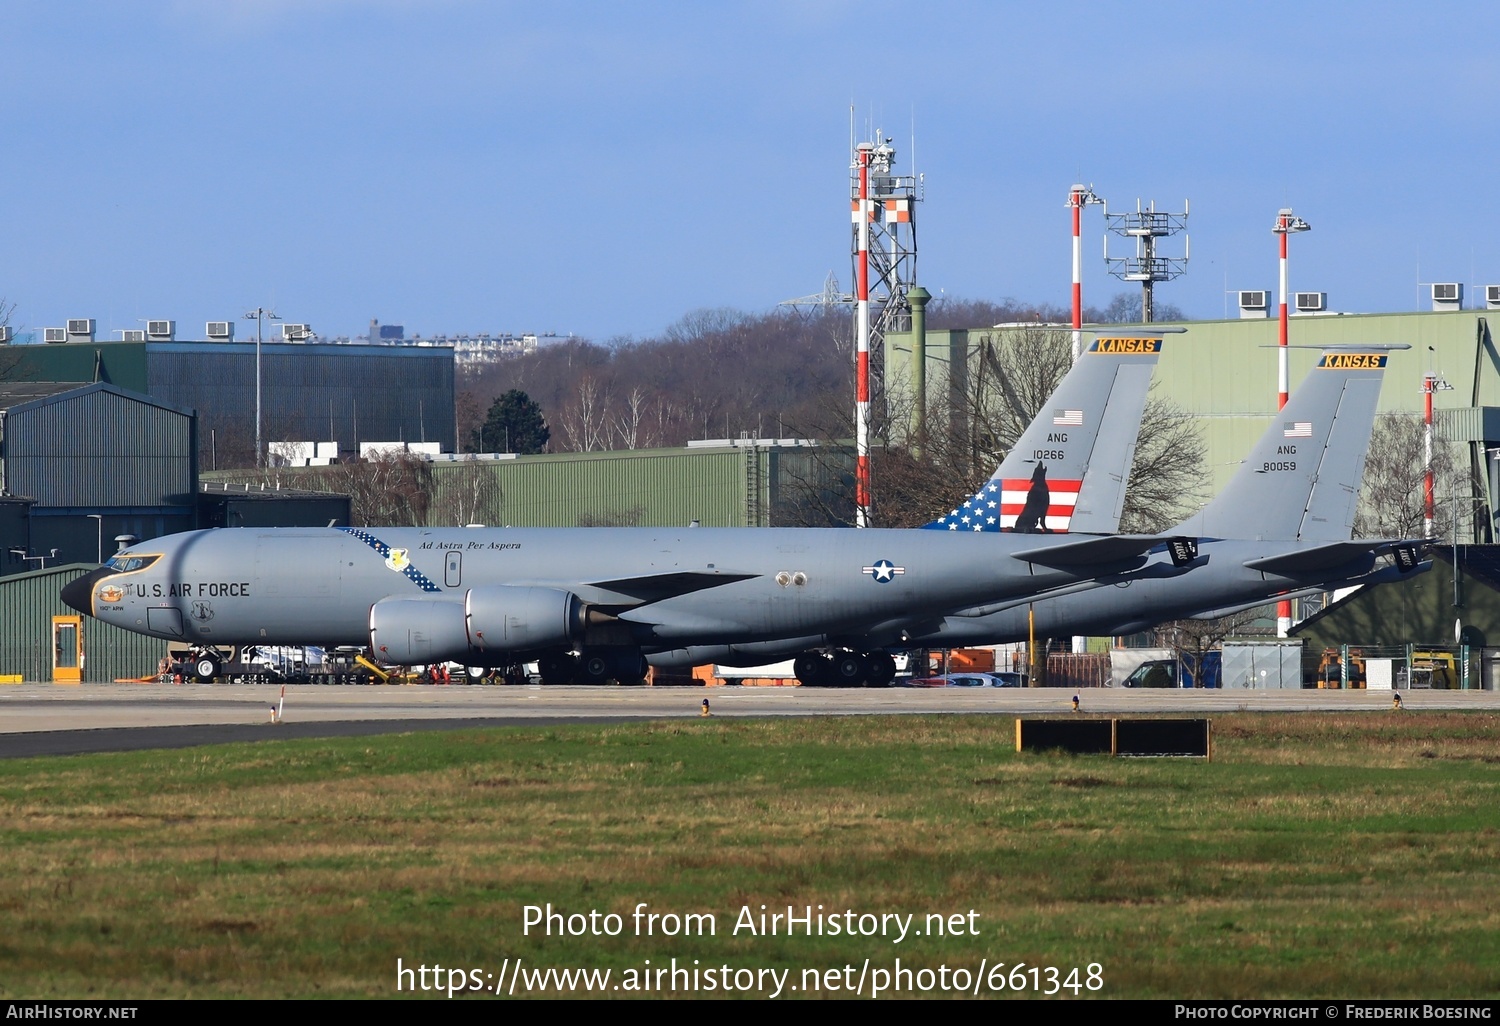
[1271,208,1310,636]
[1272,208,1311,407]
[1424,372,1437,540]
[854,142,873,528]
[1067,185,1103,363]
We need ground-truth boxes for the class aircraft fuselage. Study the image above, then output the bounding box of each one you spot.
[65,525,1156,654]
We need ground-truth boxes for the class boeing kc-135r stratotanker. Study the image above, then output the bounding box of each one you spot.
[63,333,1191,685]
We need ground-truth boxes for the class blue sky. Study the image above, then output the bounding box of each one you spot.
[3,1,1496,341]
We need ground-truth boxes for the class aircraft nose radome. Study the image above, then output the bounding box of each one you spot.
[61,567,112,615]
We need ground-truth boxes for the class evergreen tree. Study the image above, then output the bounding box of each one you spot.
[471,389,550,454]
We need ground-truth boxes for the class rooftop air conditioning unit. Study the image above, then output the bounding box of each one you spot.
[1294,292,1326,312]
[1238,290,1269,319]
[66,318,95,338]
[43,328,66,344]
[1432,283,1463,310]
[206,321,234,339]
[282,323,311,341]
[146,319,175,340]
[122,330,147,342]
[0,326,12,344]
[1486,286,1500,310]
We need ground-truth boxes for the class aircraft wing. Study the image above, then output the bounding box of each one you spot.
[950,558,1201,618]
[1012,535,1200,570]
[1241,539,1424,578]
[514,568,759,607]
[1188,559,1432,621]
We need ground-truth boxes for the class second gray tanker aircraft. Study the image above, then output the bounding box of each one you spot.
[65,333,1189,685]
[657,344,1424,672]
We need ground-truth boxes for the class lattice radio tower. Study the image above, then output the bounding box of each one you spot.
[1103,198,1189,322]
[850,131,921,526]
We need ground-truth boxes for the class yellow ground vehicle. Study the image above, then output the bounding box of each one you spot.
[1409,651,1457,689]
[1315,648,1366,688]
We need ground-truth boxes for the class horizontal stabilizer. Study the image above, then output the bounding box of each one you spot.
[1242,539,1423,578]
[1013,534,1199,570]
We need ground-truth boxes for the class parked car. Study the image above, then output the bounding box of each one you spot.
[1121,653,1222,689]
[902,676,954,687]
[902,672,1028,688]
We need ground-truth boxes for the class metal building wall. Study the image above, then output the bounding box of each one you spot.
[0,564,167,682]
[147,342,456,457]
[199,491,352,529]
[203,443,856,528]
[4,341,151,392]
[426,448,751,527]
[4,384,195,507]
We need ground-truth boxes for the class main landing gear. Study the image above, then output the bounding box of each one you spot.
[539,647,649,686]
[793,650,896,688]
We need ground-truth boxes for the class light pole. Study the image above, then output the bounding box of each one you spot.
[87,514,103,564]
[1067,184,1103,363]
[244,308,280,467]
[1272,209,1311,408]
[1423,364,1455,540]
[1271,208,1310,637]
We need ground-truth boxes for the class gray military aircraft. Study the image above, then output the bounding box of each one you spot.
[651,344,1423,674]
[63,333,1194,686]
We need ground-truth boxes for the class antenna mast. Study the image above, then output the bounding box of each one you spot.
[1104,199,1189,322]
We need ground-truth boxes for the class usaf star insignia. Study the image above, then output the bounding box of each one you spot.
[862,559,906,583]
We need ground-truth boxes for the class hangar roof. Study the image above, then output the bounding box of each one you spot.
[0,382,83,412]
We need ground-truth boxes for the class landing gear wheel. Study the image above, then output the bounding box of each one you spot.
[832,652,869,688]
[193,655,221,683]
[866,653,897,688]
[464,666,486,684]
[579,653,613,685]
[615,652,649,686]
[794,653,834,687]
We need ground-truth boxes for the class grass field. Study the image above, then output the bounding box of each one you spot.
[2,712,1498,999]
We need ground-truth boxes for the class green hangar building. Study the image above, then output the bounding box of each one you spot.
[2,331,456,460]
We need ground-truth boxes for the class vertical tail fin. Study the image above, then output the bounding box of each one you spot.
[923,333,1166,533]
[1175,346,1401,541]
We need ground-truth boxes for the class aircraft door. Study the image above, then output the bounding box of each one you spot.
[52,616,83,684]
[445,551,462,588]
[148,607,185,637]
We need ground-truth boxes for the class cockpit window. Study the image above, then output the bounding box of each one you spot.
[104,554,160,573]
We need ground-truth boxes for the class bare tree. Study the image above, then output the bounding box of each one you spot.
[613,386,654,450]
[1353,414,1463,540]
[1118,390,1207,534]
[454,390,483,453]
[201,421,260,472]
[331,451,434,527]
[794,324,1205,533]
[429,461,504,527]
[1153,608,1266,686]
[559,376,613,452]
[576,505,645,527]
[0,299,24,382]
[1097,291,1184,324]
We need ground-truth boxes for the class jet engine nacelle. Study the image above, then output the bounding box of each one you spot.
[369,586,585,664]
[464,585,584,653]
[369,598,471,665]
